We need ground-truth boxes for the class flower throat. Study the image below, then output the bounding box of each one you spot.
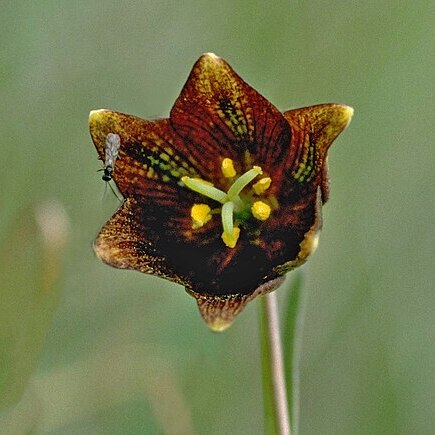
[182,158,273,248]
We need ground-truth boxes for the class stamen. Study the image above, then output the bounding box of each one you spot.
[182,176,227,203]
[221,158,236,178]
[251,201,271,221]
[227,166,262,200]
[191,204,212,229]
[253,177,272,195]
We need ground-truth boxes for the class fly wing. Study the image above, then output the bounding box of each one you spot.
[104,133,121,167]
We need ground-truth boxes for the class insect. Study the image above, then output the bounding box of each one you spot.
[99,132,122,202]
[102,133,121,182]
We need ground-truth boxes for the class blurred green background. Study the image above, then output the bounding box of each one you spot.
[1,1,434,434]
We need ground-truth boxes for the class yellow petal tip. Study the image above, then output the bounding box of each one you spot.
[340,105,354,126]
[89,109,109,125]
[203,52,219,60]
[208,318,233,332]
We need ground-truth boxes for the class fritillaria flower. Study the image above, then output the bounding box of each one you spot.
[89,53,353,331]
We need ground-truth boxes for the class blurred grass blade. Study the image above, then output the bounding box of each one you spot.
[283,272,304,435]
[0,201,69,409]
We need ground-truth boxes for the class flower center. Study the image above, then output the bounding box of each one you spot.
[181,158,272,248]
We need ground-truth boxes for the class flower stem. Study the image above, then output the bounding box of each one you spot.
[260,292,291,435]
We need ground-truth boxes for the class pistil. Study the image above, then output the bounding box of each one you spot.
[227,166,262,200]
[181,177,227,203]
[182,160,272,248]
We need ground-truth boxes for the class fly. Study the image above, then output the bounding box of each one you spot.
[102,133,121,182]
[100,133,122,202]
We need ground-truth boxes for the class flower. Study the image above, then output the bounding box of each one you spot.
[89,53,353,331]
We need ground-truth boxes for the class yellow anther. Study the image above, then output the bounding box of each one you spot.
[191,204,212,229]
[221,227,240,248]
[221,158,236,178]
[251,201,271,221]
[253,177,272,195]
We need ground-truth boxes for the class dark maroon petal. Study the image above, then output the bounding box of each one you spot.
[282,104,353,202]
[89,110,207,202]
[269,188,323,275]
[170,53,291,177]
[188,277,285,332]
[94,195,284,299]
[94,197,175,280]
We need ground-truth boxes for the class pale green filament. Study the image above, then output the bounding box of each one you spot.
[181,177,227,203]
[227,166,262,200]
[183,164,268,248]
[221,201,234,240]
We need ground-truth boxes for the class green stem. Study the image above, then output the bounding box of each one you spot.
[260,292,291,435]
